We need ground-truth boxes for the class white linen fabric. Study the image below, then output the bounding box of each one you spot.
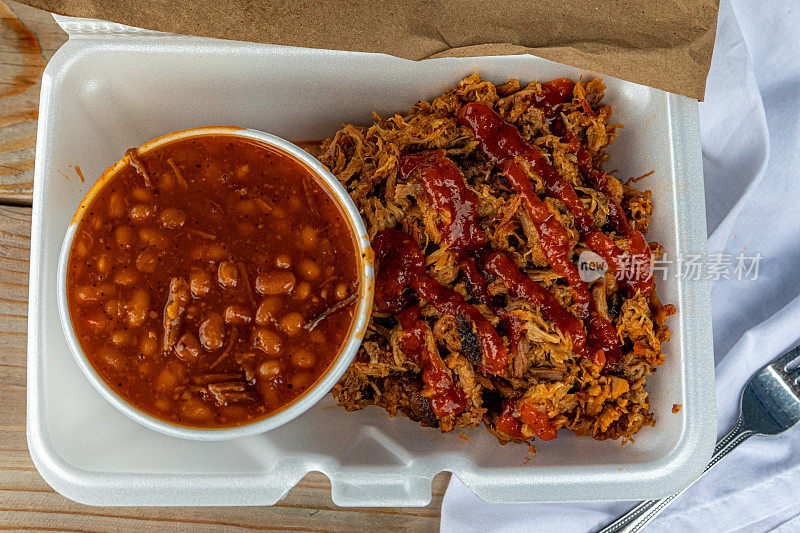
[441,0,800,530]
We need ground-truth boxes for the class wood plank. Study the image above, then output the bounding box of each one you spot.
[0,0,67,205]
[0,205,446,529]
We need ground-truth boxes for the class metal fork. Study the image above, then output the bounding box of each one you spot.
[599,345,800,533]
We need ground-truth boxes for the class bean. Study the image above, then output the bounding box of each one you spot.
[288,372,313,392]
[95,254,111,274]
[155,398,171,411]
[175,332,201,362]
[291,348,316,369]
[255,270,295,295]
[190,243,226,261]
[104,298,124,318]
[199,313,225,350]
[139,227,168,249]
[294,281,312,300]
[155,368,176,391]
[189,269,212,297]
[130,204,153,223]
[127,288,150,327]
[84,312,109,330]
[98,347,125,371]
[113,268,138,286]
[335,283,349,300]
[275,254,292,269]
[279,312,304,336]
[74,233,92,257]
[74,285,102,302]
[257,382,280,408]
[159,208,186,229]
[77,283,113,302]
[298,258,321,280]
[111,330,130,347]
[91,215,105,231]
[108,193,125,218]
[115,225,135,250]
[180,398,212,421]
[140,330,158,357]
[135,250,159,273]
[300,226,317,249]
[224,305,251,325]
[217,261,239,288]
[132,187,153,202]
[255,296,281,325]
[253,327,281,355]
[258,360,281,379]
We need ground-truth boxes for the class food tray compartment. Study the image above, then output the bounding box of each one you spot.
[27,16,715,506]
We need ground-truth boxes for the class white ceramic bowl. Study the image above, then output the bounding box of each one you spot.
[56,126,374,441]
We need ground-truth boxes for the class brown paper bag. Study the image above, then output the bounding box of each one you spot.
[20,0,719,99]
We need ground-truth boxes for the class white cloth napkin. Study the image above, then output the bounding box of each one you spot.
[441,0,800,530]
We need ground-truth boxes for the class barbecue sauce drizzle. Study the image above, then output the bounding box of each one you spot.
[372,228,508,379]
[396,305,467,418]
[375,83,651,437]
[457,100,631,367]
[399,150,487,252]
[564,133,654,294]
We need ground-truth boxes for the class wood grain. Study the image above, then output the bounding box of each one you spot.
[0,0,66,205]
[0,2,448,530]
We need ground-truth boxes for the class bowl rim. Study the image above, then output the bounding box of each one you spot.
[56,125,374,441]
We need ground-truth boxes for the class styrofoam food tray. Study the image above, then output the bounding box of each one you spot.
[27,15,716,507]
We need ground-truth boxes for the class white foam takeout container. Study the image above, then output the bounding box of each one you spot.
[27,15,716,507]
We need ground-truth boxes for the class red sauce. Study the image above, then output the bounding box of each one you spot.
[400,151,527,356]
[565,134,654,294]
[529,78,575,135]
[495,400,524,440]
[533,78,575,121]
[372,226,423,314]
[484,251,587,353]
[458,256,494,305]
[457,102,622,367]
[487,154,592,311]
[399,150,486,251]
[372,228,509,375]
[496,398,557,442]
[519,402,557,441]
[395,305,427,364]
[397,306,467,418]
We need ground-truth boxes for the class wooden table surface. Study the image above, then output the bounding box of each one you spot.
[0,1,447,529]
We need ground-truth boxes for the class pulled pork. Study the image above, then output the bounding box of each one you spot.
[319,74,675,445]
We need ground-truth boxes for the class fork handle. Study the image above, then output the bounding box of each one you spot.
[597,417,755,533]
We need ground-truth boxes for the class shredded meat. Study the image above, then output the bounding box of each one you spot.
[162,277,190,352]
[323,74,674,446]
